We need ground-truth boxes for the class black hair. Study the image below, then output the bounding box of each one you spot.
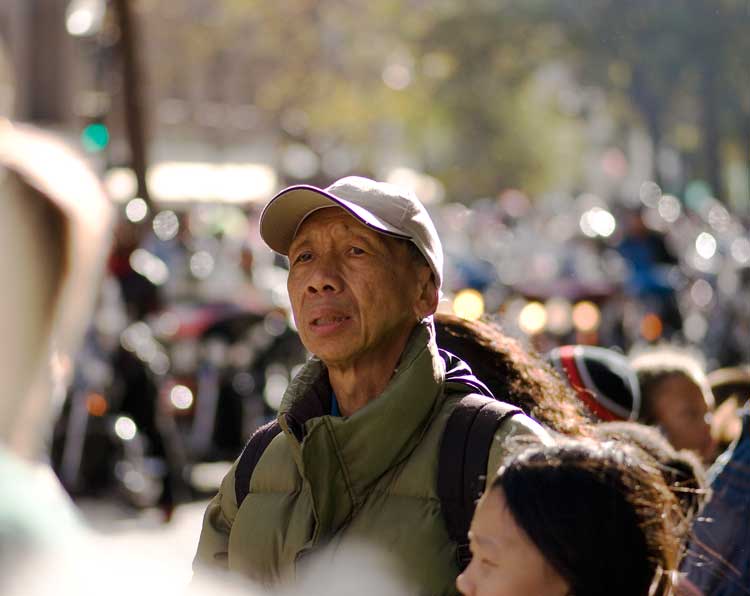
[492,439,681,596]
[594,421,707,538]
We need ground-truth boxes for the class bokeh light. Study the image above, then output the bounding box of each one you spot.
[86,392,108,417]
[452,289,485,321]
[695,232,717,260]
[153,210,180,241]
[170,385,194,410]
[544,298,573,335]
[580,207,616,238]
[125,198,148,223]
[639,181,662,208]
[683,312,708,343]
[518,301,547,335]
[572,301,600,333]
[129,249,169,285]
[190,251,215,279]
[114,416,137,441]
[640,313,663,342]
[731,237,750,264]
[657,195,681,223]
[65,0,104,37]
[690,279,714,309]
[264,366,290,411]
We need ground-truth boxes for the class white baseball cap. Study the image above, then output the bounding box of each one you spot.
[260,175,443,288]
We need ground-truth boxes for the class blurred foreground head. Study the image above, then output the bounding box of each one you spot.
[0,120,112,460]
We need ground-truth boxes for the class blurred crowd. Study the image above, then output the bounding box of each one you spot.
[2,117,750,596]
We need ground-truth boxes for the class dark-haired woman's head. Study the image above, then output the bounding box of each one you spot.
[457,439,681,596]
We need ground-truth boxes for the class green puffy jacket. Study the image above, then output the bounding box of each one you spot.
[194,322,550,595]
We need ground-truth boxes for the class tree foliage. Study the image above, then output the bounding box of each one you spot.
[140,0,750,203]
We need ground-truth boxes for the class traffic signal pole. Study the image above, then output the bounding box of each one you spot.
[112,0,153,213]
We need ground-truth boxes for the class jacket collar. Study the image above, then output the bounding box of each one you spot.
[278,320,443,489]
[276,320,492,542]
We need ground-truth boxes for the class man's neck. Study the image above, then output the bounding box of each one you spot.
[326,330,415,417]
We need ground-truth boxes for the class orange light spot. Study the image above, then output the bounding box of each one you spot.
[640,313,663,342]
[86,392,108,417]
[572,301,601,333]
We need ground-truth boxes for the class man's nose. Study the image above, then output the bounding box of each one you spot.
[455,569,473,596]
[306,258,343,295]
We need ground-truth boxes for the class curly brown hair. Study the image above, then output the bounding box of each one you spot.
[434,313,592,436]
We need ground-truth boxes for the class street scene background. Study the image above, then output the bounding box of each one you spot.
[3,0,750,588]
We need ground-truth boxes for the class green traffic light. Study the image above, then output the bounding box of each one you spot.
[81,122,110,152]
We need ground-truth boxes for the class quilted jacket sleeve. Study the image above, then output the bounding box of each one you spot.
[484,413,554,492]
[193,459,240,572]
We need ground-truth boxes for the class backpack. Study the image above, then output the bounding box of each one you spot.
[233,392,521,572]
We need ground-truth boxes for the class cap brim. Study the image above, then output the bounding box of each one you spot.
[260,185,410,255]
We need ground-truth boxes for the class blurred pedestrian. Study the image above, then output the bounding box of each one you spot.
[456,439,683,596]
[194,176,550,592]
[616,206,682,338]
[630,346,718,463]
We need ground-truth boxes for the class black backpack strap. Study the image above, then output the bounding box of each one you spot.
[234,419,282,507]
[438,394,522,571]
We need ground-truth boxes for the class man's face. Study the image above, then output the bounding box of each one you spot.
[287,207,433,369]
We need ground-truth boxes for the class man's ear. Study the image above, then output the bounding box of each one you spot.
[413,266,439,320]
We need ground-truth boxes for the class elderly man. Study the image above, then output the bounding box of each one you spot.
[194,176,549,594]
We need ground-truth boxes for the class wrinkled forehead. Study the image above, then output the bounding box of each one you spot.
[292,206,394,246]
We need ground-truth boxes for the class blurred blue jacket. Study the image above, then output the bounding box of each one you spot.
[683,406,750,595]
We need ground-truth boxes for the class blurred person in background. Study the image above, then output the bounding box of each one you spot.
[434,314,593,437]
[194,176,550,593]
[456,439,683,596]
[615,206,682,338]
[0,121,112,573]
[630,346,718,463]
[108,216,163,320]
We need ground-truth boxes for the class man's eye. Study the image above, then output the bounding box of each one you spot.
[480,558,498,569]
[294,252,312,264]
[349,246,365,256]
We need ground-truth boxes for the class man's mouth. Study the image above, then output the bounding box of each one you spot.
[312,315,351,326]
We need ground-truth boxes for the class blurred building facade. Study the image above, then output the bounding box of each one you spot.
[0,0,79,125]
[0,0,279,202]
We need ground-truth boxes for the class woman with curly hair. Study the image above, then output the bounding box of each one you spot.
[434,313,592,436]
